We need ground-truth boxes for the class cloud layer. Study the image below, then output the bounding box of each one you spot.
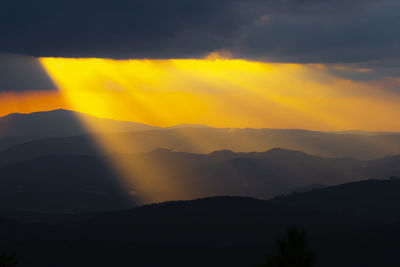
[1,0,399,66]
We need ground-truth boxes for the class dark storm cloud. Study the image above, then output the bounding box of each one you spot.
[0,54,56,92]
[0,0,247,58]
[0,0,399,67]
[235,0,400,63]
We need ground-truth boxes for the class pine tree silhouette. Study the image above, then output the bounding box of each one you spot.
[257,226,315,267]
[0,252,17,267]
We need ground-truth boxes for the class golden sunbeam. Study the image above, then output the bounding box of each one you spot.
[38,57,400,131]
[37,56,400,203]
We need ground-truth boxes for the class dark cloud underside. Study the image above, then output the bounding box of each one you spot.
[0,0,399,65]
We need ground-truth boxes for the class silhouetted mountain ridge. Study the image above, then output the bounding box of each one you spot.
[1,191,400,267]
[2,109,400,159]
[0,109,157,150]
[270,178,400,221]
[1,148,400,213]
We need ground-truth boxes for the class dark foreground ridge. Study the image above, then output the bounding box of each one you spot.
[1,179,400,267]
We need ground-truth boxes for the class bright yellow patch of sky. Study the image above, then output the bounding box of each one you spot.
[2,57,400,131]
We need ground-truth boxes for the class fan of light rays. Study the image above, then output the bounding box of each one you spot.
[38,56,400,203]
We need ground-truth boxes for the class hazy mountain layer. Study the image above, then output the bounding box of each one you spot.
[1,109,400,160]
[1,149,400,213]
[0,109,156,150]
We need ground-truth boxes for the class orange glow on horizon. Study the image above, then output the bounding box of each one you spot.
[0,91,68,117]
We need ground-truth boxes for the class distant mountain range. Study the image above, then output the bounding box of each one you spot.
[1,109,400,213]
[0,109,157,137]
[1,148,400,213]
[1,109,400,160]
[2,178,400,267]
[328,129,400,135]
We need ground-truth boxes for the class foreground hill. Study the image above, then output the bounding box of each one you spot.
[1,110,400,159]
[271,178,400,221]
[1,193,400,267]
[1,149,400,212]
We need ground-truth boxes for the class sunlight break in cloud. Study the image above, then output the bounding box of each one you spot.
[38,57,400,132]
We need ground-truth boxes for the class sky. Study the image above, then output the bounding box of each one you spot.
[1,0,400,131]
